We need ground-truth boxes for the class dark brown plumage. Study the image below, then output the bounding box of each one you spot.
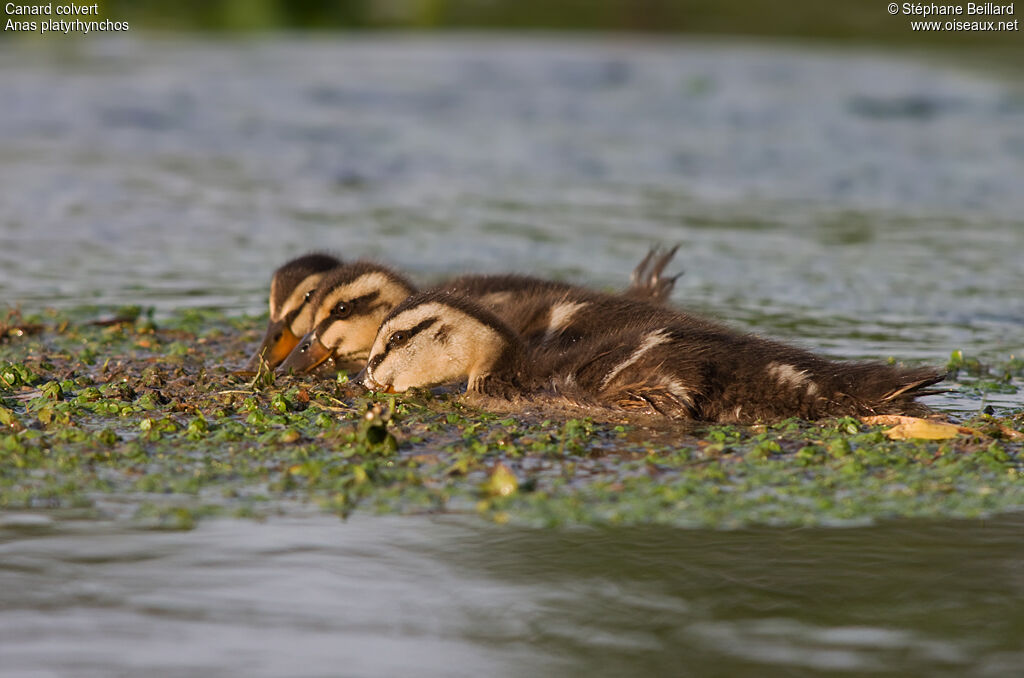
[365,289,946,424]
[527,318,946,422]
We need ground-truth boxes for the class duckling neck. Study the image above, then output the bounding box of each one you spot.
[468,338,527,399]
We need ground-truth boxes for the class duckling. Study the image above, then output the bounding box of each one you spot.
[247,252,342,371]
[278,261,416,374]
[360,290,946,423]
[278,247,684,375]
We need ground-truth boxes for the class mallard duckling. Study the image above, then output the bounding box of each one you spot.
[246,252,341,371]
[360,290,946,423]
[278,261,416,373]
[278,247,684,374]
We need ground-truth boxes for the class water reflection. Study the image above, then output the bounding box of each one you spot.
[2,514,1023,677]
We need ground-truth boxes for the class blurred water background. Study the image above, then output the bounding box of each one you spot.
[2,32,1022,369]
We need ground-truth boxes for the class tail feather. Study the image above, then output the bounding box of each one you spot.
[714,358,948,423]
[827,364,947,418]
[625,245,681,304]
[881,370,949,402]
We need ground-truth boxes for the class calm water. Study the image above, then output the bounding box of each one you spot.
[1,35,1023,676]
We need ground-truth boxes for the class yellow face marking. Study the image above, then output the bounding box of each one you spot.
[269,275,281,318]
[270,272,329,338]
[364,302,507,393]
[311,272,407,326]
[308,272,413,361]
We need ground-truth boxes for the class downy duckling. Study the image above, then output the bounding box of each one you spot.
[278,247,684,374]
[359,290,946,424]
[247,252,342,371]
[279,261,416,373]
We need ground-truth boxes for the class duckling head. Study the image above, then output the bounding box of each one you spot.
[247,252,341,371]
[361,291,522,394]
[278,262,415,374]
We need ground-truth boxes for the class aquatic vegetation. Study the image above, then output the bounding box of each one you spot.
[0,307,1021,530]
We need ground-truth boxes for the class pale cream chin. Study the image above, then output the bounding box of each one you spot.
[366,361,396,391]
[390,366,452,392]
[401,345,476,391]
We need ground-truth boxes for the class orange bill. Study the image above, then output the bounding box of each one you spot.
[278,331,334,374]
[246,321,300,371]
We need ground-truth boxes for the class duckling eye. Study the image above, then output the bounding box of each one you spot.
[303,290,313,302]
[387,331,407,348]
[333,302,352,319]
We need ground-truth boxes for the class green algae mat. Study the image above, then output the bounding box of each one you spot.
[1,307,1022,530]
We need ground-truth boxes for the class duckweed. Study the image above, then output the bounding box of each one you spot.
[0,307,1021,529]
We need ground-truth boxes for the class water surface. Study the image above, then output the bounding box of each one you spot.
[3,514,1024,677]
[2,36,1021,371]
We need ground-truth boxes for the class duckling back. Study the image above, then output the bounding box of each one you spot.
[436,246,686,350]
[531,319,945,423]
[439,277,721,357]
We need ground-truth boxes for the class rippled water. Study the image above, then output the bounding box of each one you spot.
[2,35,1023,676]
[3,514,1024,677]
[2,36,1022,364]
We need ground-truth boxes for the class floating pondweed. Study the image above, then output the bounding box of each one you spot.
[0,307,1020,528]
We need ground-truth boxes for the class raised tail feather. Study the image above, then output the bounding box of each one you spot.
[625,245,681,305]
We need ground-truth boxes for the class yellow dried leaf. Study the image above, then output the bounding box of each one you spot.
[885,418,961,440]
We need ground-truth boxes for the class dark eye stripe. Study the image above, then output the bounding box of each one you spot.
[433,324,451,344]
[348,291,381,314]
[368,352,386,371]
[283,307,301,328]
[373,316,438,366]
[326,290,382,319]
[401,317,438,341]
